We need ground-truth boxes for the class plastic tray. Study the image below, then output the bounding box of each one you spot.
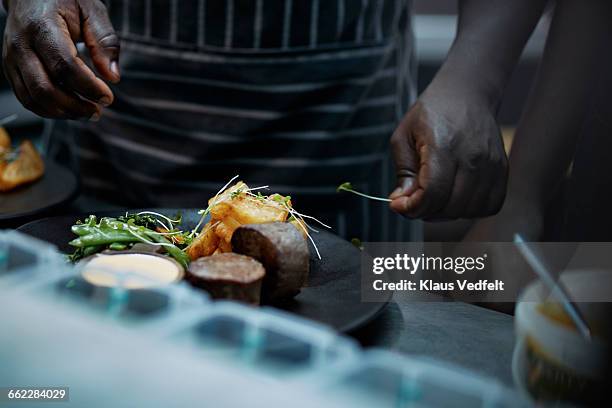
[0,230,528,407]
[307,350,528,408]
[166,301,359,377]
[0,230,67,287]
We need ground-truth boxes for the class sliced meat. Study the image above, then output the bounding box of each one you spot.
[231,222,309,302]
[186,253,265,305]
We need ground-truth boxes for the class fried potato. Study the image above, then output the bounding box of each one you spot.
[186,223,219,260]
[186,181,295,260]
[209,181,247,220]
[0,127,10,151]
[217,218,245,244]
[228,195,288,224]
[217,239,232,253]
[0,140,45,192]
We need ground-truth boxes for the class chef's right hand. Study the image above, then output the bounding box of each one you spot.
[2,0,120,120]
[389,84,508,220]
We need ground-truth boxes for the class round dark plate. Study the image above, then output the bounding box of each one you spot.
[18,208,389,332]
[0,161,78,222]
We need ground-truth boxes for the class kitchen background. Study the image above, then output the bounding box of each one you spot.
[0,1,553,240]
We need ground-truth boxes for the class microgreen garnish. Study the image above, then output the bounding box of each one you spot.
[191,176,329,259]
[189,175,241,238]
[68,213,191,268]
[230,188,244,199]
[337,182,392,202]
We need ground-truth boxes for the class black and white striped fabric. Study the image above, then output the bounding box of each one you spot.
[55,0,417,241]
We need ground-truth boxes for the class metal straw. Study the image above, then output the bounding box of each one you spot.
[514,234,592,340]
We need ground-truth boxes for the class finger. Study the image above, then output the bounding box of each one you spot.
[81,0,120,83]
[407,144,457,218]
[31,19,114,106]
[438,167,479,219]
[390,188,424,216]
[390,128,420,200]
[7,66,54,118]
[1,38,44,115]
[19,48,101,119]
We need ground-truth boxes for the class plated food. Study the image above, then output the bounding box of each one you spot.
[187,253,266,305]
[69,178,326,305]
[21,206,386,331]
[232,222,309,302]
[0,127,45,192]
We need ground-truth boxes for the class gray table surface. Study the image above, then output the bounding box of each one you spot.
[353,294,516,386]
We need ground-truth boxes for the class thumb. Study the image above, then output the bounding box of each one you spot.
[81,0,120,83]
[390,127,420,200]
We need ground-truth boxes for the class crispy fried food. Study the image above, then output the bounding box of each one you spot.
[187,181,293,260]
[0,127,10,151]
[186,222,219,259]
[0,139,45,192]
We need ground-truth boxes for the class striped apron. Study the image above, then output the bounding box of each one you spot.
[52,0,417,241]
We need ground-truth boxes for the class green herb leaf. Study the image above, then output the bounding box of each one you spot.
[351,238,363,249]
[336,182,392,203]
[337,182,353,192]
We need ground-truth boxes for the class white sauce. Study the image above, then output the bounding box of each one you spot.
[81,253,181,289]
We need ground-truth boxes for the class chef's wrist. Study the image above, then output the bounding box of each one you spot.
[434,49,506,111]
[422,69,499,118]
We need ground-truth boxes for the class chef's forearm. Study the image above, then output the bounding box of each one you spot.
[508,0,612,206]
[430,0,548,107]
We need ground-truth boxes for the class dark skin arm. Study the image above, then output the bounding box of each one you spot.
[2,0,120,120]
[390,0,548,220]
[466,0,612,242]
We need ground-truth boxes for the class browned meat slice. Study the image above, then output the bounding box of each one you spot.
[186,253,265,305]
[231,222,309,302]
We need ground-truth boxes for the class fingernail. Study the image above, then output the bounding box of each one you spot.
[98,96,112,106]
[401,177,414,191]
[110,61,120,78]
[90,112,101,122]
[389,178,415,199]
[390,187,403,199]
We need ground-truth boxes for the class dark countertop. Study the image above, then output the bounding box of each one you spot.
[353,294,516,386]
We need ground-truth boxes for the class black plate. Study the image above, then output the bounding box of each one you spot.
[18,209,389,332]
[0,161,78,222]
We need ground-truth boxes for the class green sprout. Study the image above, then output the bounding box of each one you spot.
[337,182,392,202]
[230,188,244,199]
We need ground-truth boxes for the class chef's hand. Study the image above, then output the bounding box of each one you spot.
[2,0,120,120]
[389,84,508,220]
